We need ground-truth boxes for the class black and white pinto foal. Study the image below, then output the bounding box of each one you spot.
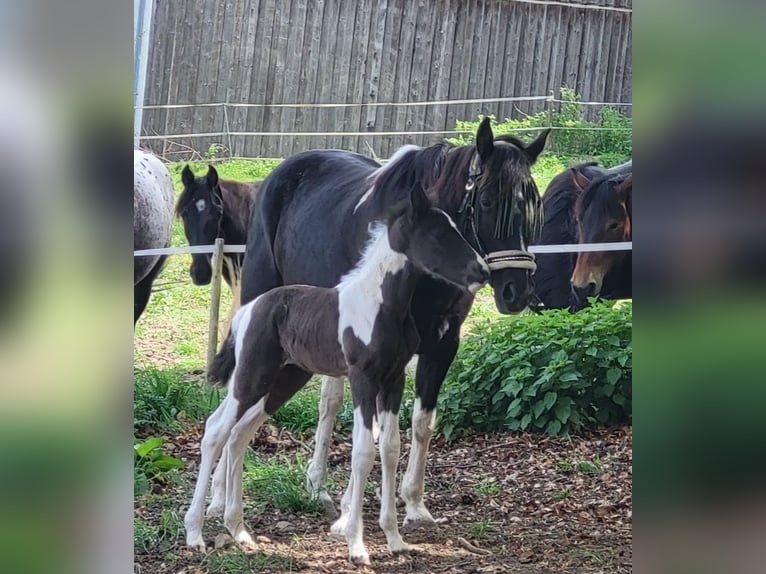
[184,183,489,564]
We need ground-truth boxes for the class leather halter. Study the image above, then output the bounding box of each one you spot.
[457,153,537,272]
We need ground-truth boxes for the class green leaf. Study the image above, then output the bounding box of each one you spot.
[555,402,571,424]
[545,419,562,435]
[532,400,546,419]
[606,367,622,385]
[151,455,184,471]
[559,372,579,382]
[520,413,532,430]
[543,391,558,411]
[134,437,164,458]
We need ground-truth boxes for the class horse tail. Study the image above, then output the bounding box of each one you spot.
[208,329,236,386]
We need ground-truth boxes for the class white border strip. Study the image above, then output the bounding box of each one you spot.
[134,242,632,257]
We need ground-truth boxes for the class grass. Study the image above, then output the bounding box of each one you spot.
[202,547,297,573]
[556,456,605,475]
[243,451,324,515]
[553,488,573,501]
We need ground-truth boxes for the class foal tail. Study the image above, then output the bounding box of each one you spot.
[208,330,236,387]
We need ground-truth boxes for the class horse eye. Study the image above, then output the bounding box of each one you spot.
[607,221,620,231]
[479,195,493,209]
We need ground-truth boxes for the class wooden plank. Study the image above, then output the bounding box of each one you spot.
[331,0,356,152]
[467,0,492,120]
[261,0,291,157]
[425,0,457,137]
[362,0,388,155]
[311,0,342,153]
[376,0,404,157]
[445,0,471,132]
[481,0,506,120]
[279,0,309,156]
[391,0,418,153]
[407,0,436,147]
[245,0,276,157]
[295,0,327,155]
[497,0,521,123]
[342,0,372,153]
[546,6,564,107]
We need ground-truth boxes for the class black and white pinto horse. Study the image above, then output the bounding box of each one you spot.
[201,119,549,532]
[176,165,260,289]
[535,160,632,311]
[134,149,174,324]
[185,182,489,564]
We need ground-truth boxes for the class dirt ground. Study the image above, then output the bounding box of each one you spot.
[135,425,631,574]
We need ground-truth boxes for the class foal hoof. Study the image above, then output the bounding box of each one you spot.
[329,516,348,540]
[186,534,207,553]
[350,550,371,566]
[401,516,441,533]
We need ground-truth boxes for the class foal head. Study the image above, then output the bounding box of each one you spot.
[459,119,549,313]
[570,168,633,303]
[387,183,490,294]
[176,165,224,285]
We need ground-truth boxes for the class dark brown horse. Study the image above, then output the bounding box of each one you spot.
[176,165,259,288]
[535,160,632,311]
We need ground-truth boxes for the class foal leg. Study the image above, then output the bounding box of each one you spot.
[377,379,411,554]
[184,395,239,551]
[223,396,269,546]
[401,330,461,530]
[340,369,378,565]
[306,375,345,518]
[206,453,227,517]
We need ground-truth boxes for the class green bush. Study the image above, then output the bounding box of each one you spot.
[450,87,632,164]
[438,301,632,441]
[134,437,184,497]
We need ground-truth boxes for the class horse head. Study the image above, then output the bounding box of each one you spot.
[176,164,224,285]
[457,118,549,313]
[570,169,632,306]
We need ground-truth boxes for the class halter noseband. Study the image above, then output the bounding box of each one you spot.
[457,153,537,273]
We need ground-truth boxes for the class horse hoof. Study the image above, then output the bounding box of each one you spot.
[349,551,371,566]
[401,516,439,532]
[186,534,207,553]
[390,541,414,555]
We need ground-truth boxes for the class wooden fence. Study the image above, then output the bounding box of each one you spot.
[139,0,632,160]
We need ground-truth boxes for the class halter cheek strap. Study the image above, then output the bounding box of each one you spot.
[459,153,537,272]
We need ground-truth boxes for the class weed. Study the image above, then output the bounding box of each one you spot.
[473,479,501,497]
[134,516,160,552]
[553,488,572,501]
[134,437,184,497]
[468,517,493,538]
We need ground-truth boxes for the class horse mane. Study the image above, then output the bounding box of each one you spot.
[366,134,542,240]
[576,168,632,221]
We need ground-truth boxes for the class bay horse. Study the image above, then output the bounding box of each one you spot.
[535,160,632,311]
[185,181,489,564]
[134,149,174,324]
[176,165,260,288]
[205,118,549,530]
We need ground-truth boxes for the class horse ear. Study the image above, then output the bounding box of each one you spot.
[181,165,194,187]
[206,165,219,188]
[476,117,494,160]
[615,174,632,202]
[571,168,591,191]
[525,129,550,163]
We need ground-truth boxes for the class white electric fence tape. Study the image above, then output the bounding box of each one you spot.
[134,242,632,257]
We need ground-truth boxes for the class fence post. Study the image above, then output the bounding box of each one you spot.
[223,102,234,159]
[206,238,225,379]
